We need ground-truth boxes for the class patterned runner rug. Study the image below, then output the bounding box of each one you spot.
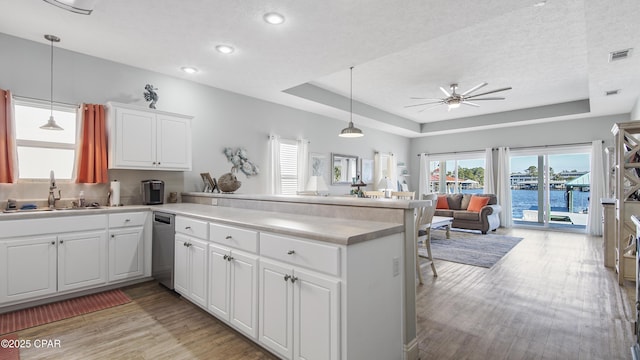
[419,230,523,268]
[0,334,19,360]
[0,289,131,335]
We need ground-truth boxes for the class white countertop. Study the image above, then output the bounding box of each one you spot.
[153,203,404,245]
[0,203,404,245]
[182,192,430,209]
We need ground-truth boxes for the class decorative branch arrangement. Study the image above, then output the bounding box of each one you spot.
[224,147,259,176]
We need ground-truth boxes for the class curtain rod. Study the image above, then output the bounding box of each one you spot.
[417,140,604,157]
[13,94,79,108]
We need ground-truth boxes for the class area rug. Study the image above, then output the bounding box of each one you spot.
[418,230,523,268]
[0,289,131,335]
[0,334,19,360]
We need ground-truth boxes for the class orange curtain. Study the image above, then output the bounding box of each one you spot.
[77,104,108,183]
[0,88,16,183]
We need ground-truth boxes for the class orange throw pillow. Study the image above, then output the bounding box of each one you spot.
[467,195,490,212]
[436,195,449,209]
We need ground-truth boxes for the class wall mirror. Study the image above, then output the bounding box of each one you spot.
[332,153,359,184]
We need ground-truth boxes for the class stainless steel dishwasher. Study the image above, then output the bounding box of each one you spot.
[152,211,175,289]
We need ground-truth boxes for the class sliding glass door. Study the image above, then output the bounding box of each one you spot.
[510,146,590,230]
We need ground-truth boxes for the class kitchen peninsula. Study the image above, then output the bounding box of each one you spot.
[0,194,428,360]
[178,192,429,360]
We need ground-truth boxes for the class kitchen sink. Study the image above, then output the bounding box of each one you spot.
[3,206,104,213]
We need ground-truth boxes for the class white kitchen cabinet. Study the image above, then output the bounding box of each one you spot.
[208,243,259,339]
[106,102,192,171]
[0,215,109,305]
[57,230,108,292]
[259,258,340,360]
[259,231,341,360]
[174,233,208,308]
[0,235,58,303]
[108,212,146,282]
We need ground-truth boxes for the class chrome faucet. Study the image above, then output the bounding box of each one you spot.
[48,170,61,209]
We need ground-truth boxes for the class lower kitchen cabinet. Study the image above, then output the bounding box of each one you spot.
[0,229,108,303]
[259,258,340,360]
[57,230,108,292]
[174,233,208,308]
[208,244,259,339]
[108,227,144,282]
[0,235,58,303]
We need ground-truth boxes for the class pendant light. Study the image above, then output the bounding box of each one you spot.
[40,34,63,131]
[339,66,364,138]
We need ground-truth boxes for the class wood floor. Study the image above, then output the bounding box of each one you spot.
[13,228,635,360]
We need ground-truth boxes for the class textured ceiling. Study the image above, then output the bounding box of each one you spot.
[0,0,638,137]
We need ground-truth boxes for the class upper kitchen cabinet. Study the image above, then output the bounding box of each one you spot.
[106,102,192,171]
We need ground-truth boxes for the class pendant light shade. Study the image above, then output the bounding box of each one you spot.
[339,66,363,138]
[40,34,63,131]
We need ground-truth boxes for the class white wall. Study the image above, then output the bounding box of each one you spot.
[0,32,410,204]
[408,114,628,191]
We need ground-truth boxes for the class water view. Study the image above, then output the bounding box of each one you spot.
[461,188,590,220]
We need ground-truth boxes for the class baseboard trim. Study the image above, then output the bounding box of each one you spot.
[404,337,419,360]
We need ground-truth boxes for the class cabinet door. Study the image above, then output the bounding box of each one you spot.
[293,269,341,360]
[108,226,144,282]
[0,236,57,303]
[113,107,156,169]
[188,237,208,308]
[208,244,230,320]
[174,234,190,296]
[229,250,259,339]
[156,114,191,170]
[259,259,294,360]
[58,230,107,292]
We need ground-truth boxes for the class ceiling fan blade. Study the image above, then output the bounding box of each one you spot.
[465,87,512,99]
[409,97,444,101]
[417,103,446,113]
[462,101,480,107]
[461,82,488,96]
[439,87,451,97]
[404,101,444,108]
[466,97,506,101]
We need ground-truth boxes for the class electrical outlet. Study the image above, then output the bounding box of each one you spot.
[211,198,218,206]
[392,257,400,277]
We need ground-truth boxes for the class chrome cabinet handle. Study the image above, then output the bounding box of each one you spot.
[51,241,55,245]
[59,240,64,244]
[227,256,234,262]
[225,235,232,239]
[111,234,115,238]
[223,254,228,260]
[125,219,130,222]
[185,226,191,230]
[287,250,295,255]
[290,276,298,283]
[284,274,291,282]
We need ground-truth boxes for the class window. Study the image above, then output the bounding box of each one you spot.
[14,99,78,180]
[427,153,485,194]
[279,140,298,195]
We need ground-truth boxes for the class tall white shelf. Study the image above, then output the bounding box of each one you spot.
[611,121,640,284]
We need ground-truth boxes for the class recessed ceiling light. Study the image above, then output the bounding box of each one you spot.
[263,12,285,25]
[533,1,546,7]
[215,45,235,54]
[181,66,198,74]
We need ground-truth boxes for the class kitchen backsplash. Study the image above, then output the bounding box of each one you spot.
[0,169,185,209]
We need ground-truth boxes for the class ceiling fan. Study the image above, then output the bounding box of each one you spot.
[405,82,512,112]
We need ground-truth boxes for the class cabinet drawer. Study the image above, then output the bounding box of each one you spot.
[109,212,147,228]
[260,233,341,276]
[209,223,258,254]
[175,216,208,239]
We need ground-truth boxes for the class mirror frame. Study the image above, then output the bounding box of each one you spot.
[331,153,360,185]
